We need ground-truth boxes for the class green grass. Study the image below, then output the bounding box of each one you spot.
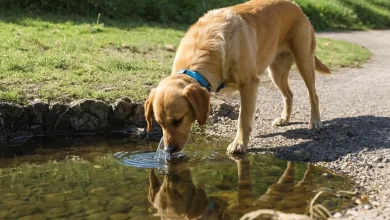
[0,12,371,104]
[295,0,390,30]
[316,38,371,69]
[2,0,390,30]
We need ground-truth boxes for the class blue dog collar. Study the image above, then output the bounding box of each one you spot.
[177,69,225,92]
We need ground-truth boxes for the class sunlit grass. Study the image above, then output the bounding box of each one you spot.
[0,12,371,104]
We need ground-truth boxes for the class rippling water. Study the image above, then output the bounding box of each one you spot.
[113,138,225,170]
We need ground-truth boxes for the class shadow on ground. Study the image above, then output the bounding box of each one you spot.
[250,115,390,162]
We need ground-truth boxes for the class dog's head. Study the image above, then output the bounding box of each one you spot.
[148,168,209,219]
[145,75,210,153]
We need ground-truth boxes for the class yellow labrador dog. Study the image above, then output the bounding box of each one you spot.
[144,0,331,154]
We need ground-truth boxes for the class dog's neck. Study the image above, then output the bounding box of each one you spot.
[174,67,224,92]
[194,68,224,92]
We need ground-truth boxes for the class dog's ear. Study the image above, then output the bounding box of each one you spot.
[182,84,210,125]
[144,89,156,132]
[148,169,161,203]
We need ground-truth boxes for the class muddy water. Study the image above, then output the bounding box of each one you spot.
[0,136,353,219]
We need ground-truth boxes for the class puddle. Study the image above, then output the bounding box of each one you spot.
[0,136,354,219]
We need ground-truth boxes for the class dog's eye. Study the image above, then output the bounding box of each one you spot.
[171,118,183,127]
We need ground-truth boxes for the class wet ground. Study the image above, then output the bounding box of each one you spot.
[0,136,354,219]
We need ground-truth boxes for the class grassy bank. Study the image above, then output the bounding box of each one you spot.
[0,12,371,104]
[1,0,390,30]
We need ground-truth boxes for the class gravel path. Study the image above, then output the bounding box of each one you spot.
[207,30,390,219]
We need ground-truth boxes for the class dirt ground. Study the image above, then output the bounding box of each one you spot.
[207,30,390,219]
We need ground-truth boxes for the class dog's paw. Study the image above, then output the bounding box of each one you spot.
[309,120,323,130]
[272,117,290,126]
[226,141,247,155]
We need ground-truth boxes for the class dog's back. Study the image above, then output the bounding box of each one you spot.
[172,0,312,87]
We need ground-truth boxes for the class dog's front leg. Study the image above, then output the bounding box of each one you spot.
[227,79,259,154]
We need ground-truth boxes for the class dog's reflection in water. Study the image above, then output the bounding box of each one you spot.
[232,158,315,216]
[148,158,315,219]
[148,167,213,219]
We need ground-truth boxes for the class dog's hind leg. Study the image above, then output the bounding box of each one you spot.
[269,51,294,126]
[291,24,323,130]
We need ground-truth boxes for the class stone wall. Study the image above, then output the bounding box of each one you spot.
[0,98,238,141]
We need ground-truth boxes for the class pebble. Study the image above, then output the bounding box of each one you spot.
[106,197,128,213]
[364,204,373,210]
[18,214,48,220]
[333,212,342,218]
[45,193,65,202]
[85,212,110,220]
[109,213,129,220]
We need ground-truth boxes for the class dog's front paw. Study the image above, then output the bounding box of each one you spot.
[226,141,247,155]
[272,117,290,126]
[309,120,323,130]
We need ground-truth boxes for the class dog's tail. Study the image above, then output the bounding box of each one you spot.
[315,56,331,74]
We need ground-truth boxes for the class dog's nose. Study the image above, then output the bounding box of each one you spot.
[165,146,177,154]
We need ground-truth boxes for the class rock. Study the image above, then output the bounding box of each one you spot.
[0,210,8,219]
[109,213,129,220]
[45,103,68,134]
[111,98,134,120]
[363,204,372,210]
[109,98,139,131]
[210,102,239,121]
[373,156,383,162]
[90,187,105,194]
[2,199,27,208]
[18,214,48,220]
[10,204,37,217]
[127,194,147,207]
[53,113,74,135]
[31,124,44,136]
[69,213,85,220]
[127,103,161,136]
[28,99,49,124]
[106,197,128,213]
[85,205,104,215]
[85,212,110,220]
[45,193,65,202]
[0,102,24,118]
[333,212,342,218]
[346,131,355,137]
[351,157,358,162]
[128,206,147,215]
[46,208,69,218]
[68,201,84,214]
[127,103,146,127]
[68,99,109,132]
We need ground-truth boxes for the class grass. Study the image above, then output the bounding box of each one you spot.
[2,0,390,30]
[295,0,390,30]
[0,11,371,104]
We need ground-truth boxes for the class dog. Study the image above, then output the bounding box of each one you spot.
[144,0,331,154]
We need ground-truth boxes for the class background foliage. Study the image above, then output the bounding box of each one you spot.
[1,0,390,30]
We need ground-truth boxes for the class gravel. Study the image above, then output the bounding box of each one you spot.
[206,30,390,219]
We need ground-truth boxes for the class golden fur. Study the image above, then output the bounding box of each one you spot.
[145,0,331,154]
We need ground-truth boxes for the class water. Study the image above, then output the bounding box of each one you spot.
[0,136,354,219]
